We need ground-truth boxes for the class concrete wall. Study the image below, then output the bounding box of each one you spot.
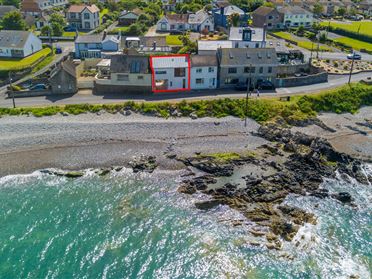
[94,83,152,94]
[109,73,152,87]
[277,72,328,87]
[8,89,52,98]
[277,63,310,76]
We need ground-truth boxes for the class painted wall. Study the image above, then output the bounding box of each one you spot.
[190,66,217,89]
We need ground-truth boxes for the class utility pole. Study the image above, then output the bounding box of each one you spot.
[244,64,252,127]
[8,71,15,108]
[310,41,314,65]
[348,54,355,85]
[316,31,320,60]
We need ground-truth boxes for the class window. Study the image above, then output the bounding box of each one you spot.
[84,22,90,29]
[117,74,129,81]
[268,67,272,73]
[208,67,214,73]
[244,67,250,73]
[228,67,237,74]
[196,68,202,73]
[196,78,204,84]
[268,15,273,20]
[250,67,255,73]
[259,67,263,74]
[130,61,140,73]
[156,70,166,74]
[137,75,143,79]
[84,13,90,19]
[174,68,185,77]
[224,78,239,84]
[70,12,76,19]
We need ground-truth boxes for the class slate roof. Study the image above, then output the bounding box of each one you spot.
[75,34,103,43]
[191,55,217,67]
[252,6,275,16]
[164,14,189,24]
[229,27,264,41]
[110,54,150,73]
[278,6,311,15]
[0,5,17,18]
[151,55,189,68]
[197,40,233,51]
[0,30,32,48]
[215,5,245,16]
[188,10,210,24]
[68,4,99,13]
[219,48,278,66]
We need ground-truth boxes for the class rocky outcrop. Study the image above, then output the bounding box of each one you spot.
[129,155,157,173]
[179,124,370,243]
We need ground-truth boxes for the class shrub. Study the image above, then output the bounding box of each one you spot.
[333,61,339,67]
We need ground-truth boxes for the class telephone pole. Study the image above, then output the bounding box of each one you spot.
[8,71,15,108]
[348,54,355,85]
[244,64,252,127]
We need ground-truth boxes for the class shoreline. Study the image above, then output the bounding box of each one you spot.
[0,108,371,177]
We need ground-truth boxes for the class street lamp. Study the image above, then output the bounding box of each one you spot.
[8,71,15,108]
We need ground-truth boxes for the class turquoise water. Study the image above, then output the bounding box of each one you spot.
[0,167,371,279]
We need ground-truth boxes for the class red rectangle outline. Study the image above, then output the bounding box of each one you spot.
[150,54,191,93]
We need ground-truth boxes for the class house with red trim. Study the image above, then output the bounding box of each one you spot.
[150,55,190,92]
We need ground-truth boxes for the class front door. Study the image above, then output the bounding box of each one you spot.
[182,79,186,89]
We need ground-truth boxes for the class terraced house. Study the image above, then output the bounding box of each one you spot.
[66,4,100,31]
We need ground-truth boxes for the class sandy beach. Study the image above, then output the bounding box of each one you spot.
[0,107,371,177]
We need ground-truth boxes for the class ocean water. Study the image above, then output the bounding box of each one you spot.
[0,167,371,279]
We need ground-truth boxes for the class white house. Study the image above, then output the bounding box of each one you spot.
[0,30,42,58]
[156,10,214,33]
[150,55,190,92]
[229,27,266,48]
[190,55,217,90]
[278,6,313,28]
[66,4,100,30]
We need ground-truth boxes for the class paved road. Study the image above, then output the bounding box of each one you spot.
[0,71,370,108]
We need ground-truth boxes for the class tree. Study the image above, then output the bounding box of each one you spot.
[178,32,197,54]
[263,1,274,8]
[319,32,327,43]
[40,25,52,36]
[313,3,323,16]
[49,13,66,36]
[1,10,26,30]
[337,7,346,17]
[227,12,240,27]
[2,0,21,8]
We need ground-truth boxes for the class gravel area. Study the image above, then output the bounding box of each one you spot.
[0,113,264,176]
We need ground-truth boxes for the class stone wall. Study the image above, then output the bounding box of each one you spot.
[277,72,328,88]
[94,83,152,94]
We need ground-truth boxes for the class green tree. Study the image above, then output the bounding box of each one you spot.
[263,1,274,8]
[2,0,21,8]
[337,7,346,17]
[178,32,197,54]
[49,13,66,36]
[40,25,52,36]
[227,12,240,27]
[313,3,323,16]
[1,10,26,30]
[319,32,327,43]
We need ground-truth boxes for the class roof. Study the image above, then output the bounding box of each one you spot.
[164,14,189,24]
[252,6,275,16]
[61,60,76,77]
[0,5,17,18]
[103,35,120,44]
[191,55,217,67]
[151,55,189,68]
[219,48,278,66]
[75,34,102,43]
[198,40,233,51]
[97,59,111,67]
[68,4,99,13]
[140,36,167,47]
[215,5,245,15]
[188,9,210,24]
[21,0,41,12]
[229,27,264,41]
[110,54,149,73]
[0,30,32,48]
[278,6,311,15]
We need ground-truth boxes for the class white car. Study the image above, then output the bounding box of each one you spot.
[347,53,362,60]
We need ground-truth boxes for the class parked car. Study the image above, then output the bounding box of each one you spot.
[64,25,77,32]
[347,53,362,60]
[29,84,48,91]
[257,80,275,90]
[234,82,254,91]
[55,46,62,54]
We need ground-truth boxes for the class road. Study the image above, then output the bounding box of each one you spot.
[0,41,74,94]
[0,71,370,108]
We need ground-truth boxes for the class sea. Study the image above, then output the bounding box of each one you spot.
[0,166,371,279]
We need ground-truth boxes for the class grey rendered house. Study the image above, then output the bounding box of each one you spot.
[251,6,283,30]
[217,48,278,88]
[49,60,77,94]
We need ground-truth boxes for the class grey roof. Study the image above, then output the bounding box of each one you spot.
[0,5,17,18]
[0,30,32,48]
[215,5,245,15]
[198,40,233,51]
[278,6,312,15]
[110,54,150,73]
[75,34,103,43]
[229,27,264,42]
[219,48,278,66]
[252,6,275,16]
[191,55,217,67]
[188,9,210,24]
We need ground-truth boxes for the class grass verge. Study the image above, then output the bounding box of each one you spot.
[332,37,372,52]
[0,48,52,71]
[0,83,371,122]
[320,21,372,37]
[166,35,183,46]
[273,31,332,51]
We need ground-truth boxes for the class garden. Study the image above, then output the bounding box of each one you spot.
[313,59,372,74]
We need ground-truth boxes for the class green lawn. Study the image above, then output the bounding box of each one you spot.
[333,37,372,52]
[273,31,332,51]
[0,48,52,71]
[320,21,372,37]
[166,35,183,46]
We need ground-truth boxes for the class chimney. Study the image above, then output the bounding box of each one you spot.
[262,24,267,48]
[153,41,157,50]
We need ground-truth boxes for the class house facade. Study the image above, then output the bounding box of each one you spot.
[0,30,42,58]
[213,5,248,29]
[150,55,190,92]
[66,4,100,30]
[252,6,283,30]
[229,27,266,48]
[75,34,120,58]
[156,14,189,32]
[118,9,141,26]
[188,10,214,32]
[190,55,217,90]
[50,60,77,94]
[278,6,313,28]
[217,48,278,88]
[21,0,67,16]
